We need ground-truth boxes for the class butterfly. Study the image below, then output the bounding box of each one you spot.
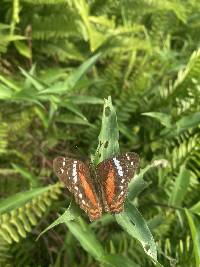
[53,152,139,221]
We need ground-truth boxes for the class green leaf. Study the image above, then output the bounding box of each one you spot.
[116,201,157,262]
[185,209,200,267]
[65,218,105,260]
[94,95,119,165]
[74,0,107,52]
[11,163,40,188]
[93,96,162,266]
[34,106,49,129]
[101,254,140,267]
[39,53,102,95]
[147,214,164,231]
[14,41,31,59]
[163,112,200,137]
[0,84,13,100]
[37,207,75,240]
[169,165,191,206]
[68,95,104,105]
[0,184,61,214]
[142,112,172,128]
[128,159,168,200]
[0,74,20,91]
[56,115,93,127]
[60,101,88,121]
[190,201,200,215]
[1,35,26,42]
[176,112,200,130]
[12,87,44,107]
[19,67,45,91]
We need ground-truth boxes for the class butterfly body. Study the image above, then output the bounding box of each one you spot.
[53,152,139,221]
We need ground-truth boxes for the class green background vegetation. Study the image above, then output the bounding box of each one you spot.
[0,0,200,266]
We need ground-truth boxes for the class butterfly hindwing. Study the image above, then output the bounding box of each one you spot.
[53,157,102,221]
[96,152,140,213]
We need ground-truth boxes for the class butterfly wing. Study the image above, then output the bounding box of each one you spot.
[53,157,102,221]
[96,152,140,213]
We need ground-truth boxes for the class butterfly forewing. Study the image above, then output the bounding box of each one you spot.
[53,157,102,221]
[96,152,140,213]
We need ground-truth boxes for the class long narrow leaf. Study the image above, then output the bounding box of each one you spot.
[185,209,200,267]
[94,95,119,165]
[116,201,157,262]
[39,53,102,95]
[169,165,191,206]
[65,218,105,260]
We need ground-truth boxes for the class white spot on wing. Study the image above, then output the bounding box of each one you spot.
[73,175,77,183]
[131,162,134,165]
[75,186,78,191]
[72,163,76,176]
[121,179,125,183]
[61,169,64,173]
[72,161,78,183]
[79,193,82,198]
[113,157,123,176]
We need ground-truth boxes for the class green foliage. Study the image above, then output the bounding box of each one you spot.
[185,210,200,267]
[0,182,63,244]
[0,0,200,266]
[169,165,191,206]
[36,97,165,266]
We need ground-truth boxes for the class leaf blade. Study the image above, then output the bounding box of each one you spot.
[169,165,191,206]
[116,201,157,262]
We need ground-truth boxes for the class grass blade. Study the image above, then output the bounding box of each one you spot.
[101,254,140,267]
[37,207,75,240]
[65,218,105,260]
[169,165,191,206]
[40,52,102,95]
[185,209,200,267]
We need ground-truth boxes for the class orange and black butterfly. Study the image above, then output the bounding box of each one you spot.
[53,152,139,221]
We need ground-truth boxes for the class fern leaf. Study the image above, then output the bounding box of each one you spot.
[0,182,63,243]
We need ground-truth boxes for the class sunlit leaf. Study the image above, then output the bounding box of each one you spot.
[94,95,119,165]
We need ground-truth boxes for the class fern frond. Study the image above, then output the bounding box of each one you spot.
[0,123,8,155]
[0,238,12,266]
[158,235,195,267]
[165,130,199,170]
[106,232,148,266]
[32,14,80,40]
[174,48,200,90]
[0,182,63,244]
[150,11,178,45]
[21,0,68,4]
[161,48,200,102]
